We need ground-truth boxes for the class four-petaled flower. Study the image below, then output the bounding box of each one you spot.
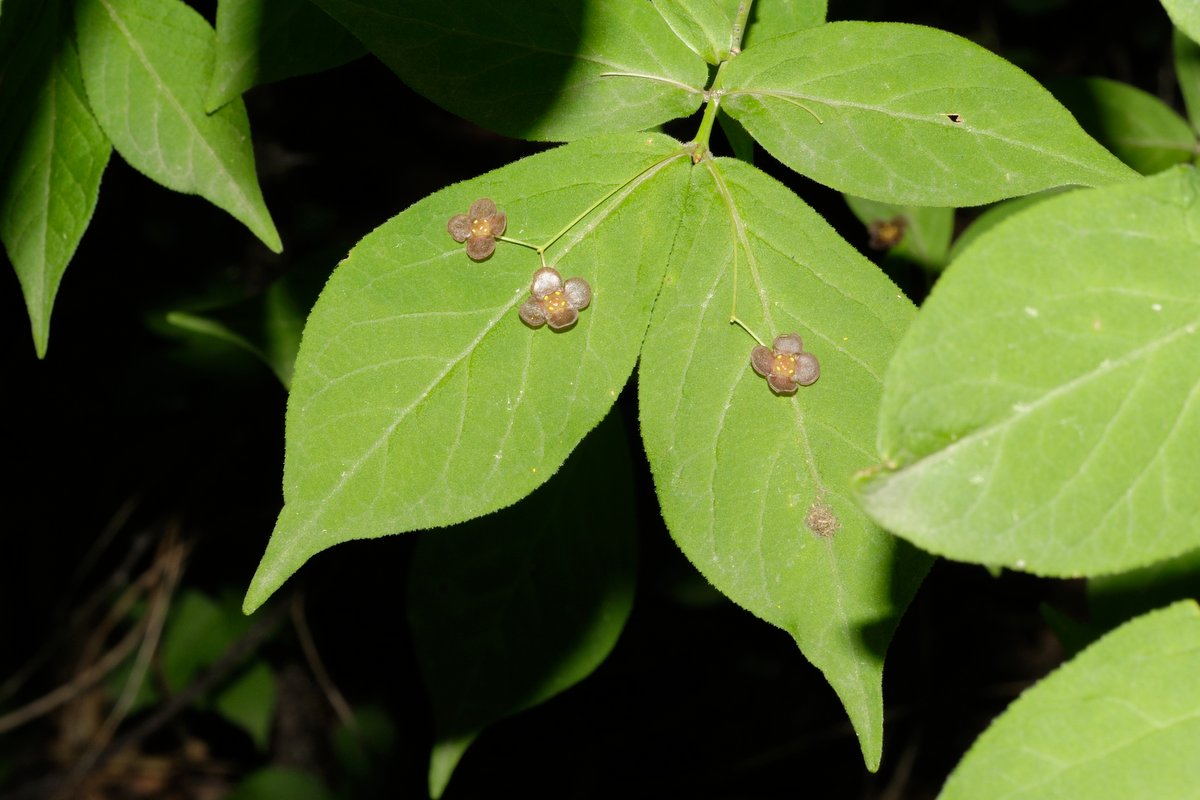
[518,267,591,330]
[448,198,507,260]
[751,333,819,394]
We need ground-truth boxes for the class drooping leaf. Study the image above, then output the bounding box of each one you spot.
[1174,27,1200,134]
[940,600,1200,800]
[306,0,707,141]
[843,195,953,271]
[1163,0,1200,47]
[652,0,736,64]
[720,22,1137,205]
[1048,76,1196,175]
[741,0,826,49]
[858,167,1200,576]
[244,133,690,613]
[409,411,637,799]
[639,156,930,771]
[206,0,365,112]
[0,15,110,358]
[75,0,281,251]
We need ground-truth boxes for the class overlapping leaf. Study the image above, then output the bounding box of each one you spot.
[410,412,637,798]
[244,133,690,613]
[653,0,737,64]
[843,195,953,271]
[1,14,110,357]
[940,601,1200,800]
[307,0,707,141]
[206,0,365,112]
[858,167,1200,576]
[741,0,826,49]
[1049,77,1196,175]
[75,0,281,251]
[1163,0,1200,46]
[720,22,1136,205]
[1174,27,1200,133]
[639,156,930,770]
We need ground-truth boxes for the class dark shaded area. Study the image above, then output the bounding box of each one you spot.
[0,0,1185,797]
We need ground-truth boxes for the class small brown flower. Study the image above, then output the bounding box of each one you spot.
[867,215,906,250]
[518,267,591,330]
[751,333,819,394]
[448,198,507,260]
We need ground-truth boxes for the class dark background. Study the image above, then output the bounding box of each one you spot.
[0,0,1179,797]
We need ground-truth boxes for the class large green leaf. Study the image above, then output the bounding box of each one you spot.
[842,194,953,271]
[940,600,1200,800]
[305,0,707,141]
[206,0,365,112]
[74,0,281,251]
[0,15,110,358]
[858,167,1200,576]
[244,133,690,613]
[719,22,1136,205]
[741,0,826,49]
[0,0,59,170]
[1163,0,1200,46]
[1175,27,1200,134]
[409,411,636,799]
[639,156,930,770]
[1049,76,1196,175]
[653,0,738,64]
[1089,546,1200,629]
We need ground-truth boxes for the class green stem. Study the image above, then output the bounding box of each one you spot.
[495,235,540,251]
[730,315,765,346]
[730,0,754,55]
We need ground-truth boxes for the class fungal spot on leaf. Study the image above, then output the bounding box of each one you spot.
[946,113,962,123]
[806,501,840,538]
[750,333,819,394]
[447,198,507,260]
[518,267,591,330]
[867,216,907,250]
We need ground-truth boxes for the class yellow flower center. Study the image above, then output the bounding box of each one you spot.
[772,353,796,377]
[471,217,492,237]
[542,290,568,313]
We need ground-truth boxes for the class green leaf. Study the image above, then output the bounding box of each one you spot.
[741,0,826,50]
[244,132,690,613]
[1163,0,1200,47]
[206,0,365,112]
[228,767,333,800]
[946,188,1067,263]
[0,0,59,170]
[215,662,277,750]
[720,22,1137,205]
[331,706,396,778]
[75,0,281,251]
[940,600,1200,800]
[1175,27,1200,134]
[409,411,636,799]
[306,0,707,141]
[1048,76,1196,175]
[1089,546,1200,629]
[843,195,953,271]
[0,16,110,358]
[858,167,1200,576]
[159,590,254,691]
[652,0,735,64]
[639,156,930,771]
[718,108,755,163]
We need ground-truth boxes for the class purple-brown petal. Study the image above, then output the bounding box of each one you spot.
[531,267,563,297]
[563,277,591,310]
[773,333,804,355]
[795,352,820,385]
[519,297,547,327]
[466,235,497,260]
[448,214,471,242]
[750,345,774,377]
[486,213,506,237]
[468,198,497,219]
[767,373,798,394]
[546,306,579,330]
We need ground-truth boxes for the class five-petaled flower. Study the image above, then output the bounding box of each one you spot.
[448,198,507,260]
[751,333,819,394]
[519,267,591,330]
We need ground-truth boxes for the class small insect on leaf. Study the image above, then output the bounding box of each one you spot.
[750,333,819,394]
[519,267,592,331]
[448,198,507,260]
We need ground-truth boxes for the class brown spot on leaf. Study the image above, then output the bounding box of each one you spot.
[946,113,962,123]
[806,501,841,538]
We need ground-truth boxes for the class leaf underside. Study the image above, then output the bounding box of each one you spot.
[859,167,1200,577]
[639,155,930,770]
[245,132,690,613]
